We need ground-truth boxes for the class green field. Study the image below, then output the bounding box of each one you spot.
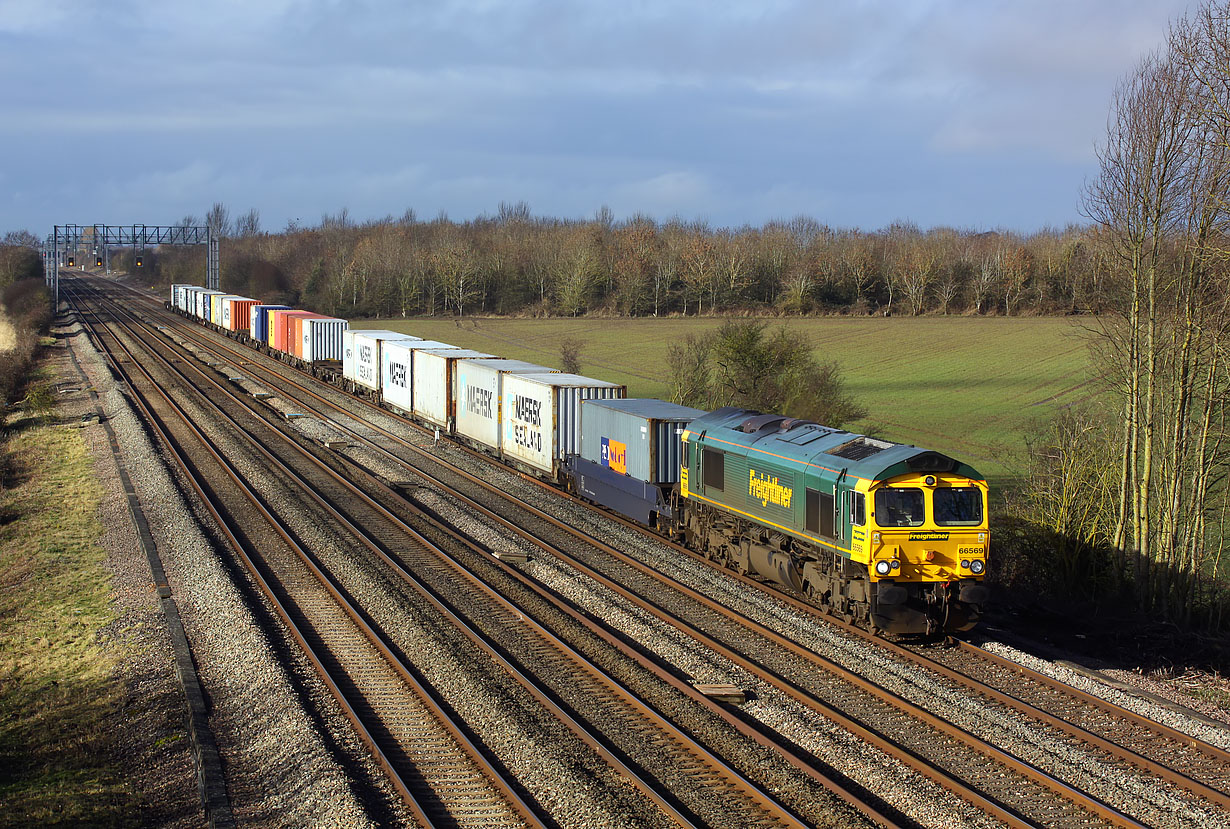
[356,315,1102,486]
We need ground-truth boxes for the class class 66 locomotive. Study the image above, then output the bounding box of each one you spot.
[673,407,989,636]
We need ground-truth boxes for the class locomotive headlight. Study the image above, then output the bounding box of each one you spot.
[961,559,970,570]
[891,559,899,570]
[924,475,936,486]
[875,560,892,576]
[970,559,985,574]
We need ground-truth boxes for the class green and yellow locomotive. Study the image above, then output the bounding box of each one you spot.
[679,407,988,635]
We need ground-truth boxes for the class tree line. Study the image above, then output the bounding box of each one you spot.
[143,204,1106,321]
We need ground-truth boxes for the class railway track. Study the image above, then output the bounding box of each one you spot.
[86,280,1230,821]
[66,282,541,828]
[68,278,838,828]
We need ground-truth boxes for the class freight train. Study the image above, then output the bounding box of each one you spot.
[167,283,989,635]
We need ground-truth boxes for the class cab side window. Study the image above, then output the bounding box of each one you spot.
[702,448,725,491]
[850,491,866,526]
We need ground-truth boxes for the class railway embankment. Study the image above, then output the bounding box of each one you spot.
[0,310,202,825]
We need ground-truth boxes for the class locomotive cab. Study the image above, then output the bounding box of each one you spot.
[863,470,989,634]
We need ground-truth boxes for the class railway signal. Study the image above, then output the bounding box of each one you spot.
[67,255,74,266]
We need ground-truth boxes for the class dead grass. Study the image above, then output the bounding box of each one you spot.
[0,416,137,825]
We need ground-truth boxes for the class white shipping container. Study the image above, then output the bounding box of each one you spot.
[300,317,348,362]
[454,359,556,451]
[501,373,625,476]
[380,340,459,413]
[170,284,191,310]
[210,294,241,326]
[411,349,497,428]
[196,290,223,320]
[345,330,421,392]
[179,286,199,313]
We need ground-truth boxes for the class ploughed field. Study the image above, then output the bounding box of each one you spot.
[361,316,1098,486]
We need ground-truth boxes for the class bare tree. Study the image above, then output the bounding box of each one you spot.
[205,202,232,238]
[235,208,261,238]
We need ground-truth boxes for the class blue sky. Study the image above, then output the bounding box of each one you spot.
[0,1,1192,237]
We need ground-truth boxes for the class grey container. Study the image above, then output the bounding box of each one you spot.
[580,398,705,484]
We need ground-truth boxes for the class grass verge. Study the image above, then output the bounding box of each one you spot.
[0,405,135,825]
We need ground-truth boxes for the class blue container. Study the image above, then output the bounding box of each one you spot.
[250,305,291,343]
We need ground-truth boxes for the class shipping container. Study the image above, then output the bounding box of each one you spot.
[222,297,258,332]
[454,359,556,451]
[210,294,241,327]
[181,286,204,313]
[170,284,192,310]
[579,398,704,485]
[195,290,223,320]
[288,313,325,359]
[344,330,421,392]
[267,309,295,348]
[380,340,459,413]
[411,349,497,428]
[501,373,626,477]
[249,305,290,344]
[180,286,202,313]
[272,310,313,353]
[300,317,348,362]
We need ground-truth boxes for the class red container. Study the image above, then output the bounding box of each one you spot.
[274,310,311,353]
[289,312,326,359]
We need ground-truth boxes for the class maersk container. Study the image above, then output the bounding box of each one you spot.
[249,305,290,344]
[501,373,626,477]
[411,349,497,429]
[344,330,421,392]
[301,317,348,362]
[579,398,704,485]
[222,296,256,331]
[454,359,556,451]
[380,340,459,414]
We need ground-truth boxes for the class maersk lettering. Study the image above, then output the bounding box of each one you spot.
[359,343,372,363]
[467,385,494,419]
[389,361,407,387]
[513,395,542,426]
[749,469,793,509]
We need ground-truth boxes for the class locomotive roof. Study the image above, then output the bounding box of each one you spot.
[684,407,984,483]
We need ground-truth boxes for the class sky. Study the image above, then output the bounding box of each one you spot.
[0,1,1196,238]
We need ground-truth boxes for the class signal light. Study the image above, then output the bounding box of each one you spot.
[95,257,103,267]
[67,256,75,266]
[135,256,143,268]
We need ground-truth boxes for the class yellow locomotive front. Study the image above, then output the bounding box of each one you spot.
[861,470,989,633]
